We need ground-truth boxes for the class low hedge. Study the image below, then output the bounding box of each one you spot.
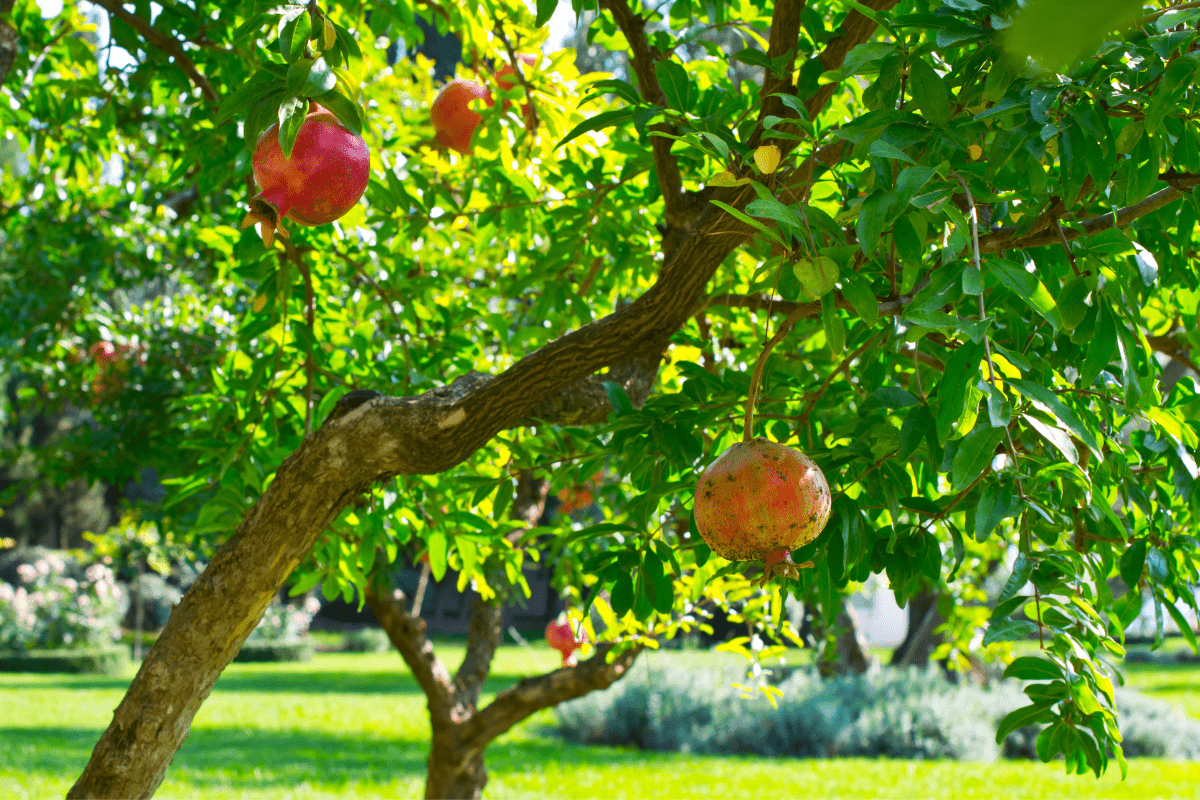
[234,638,314,663]
[0,645,129,675]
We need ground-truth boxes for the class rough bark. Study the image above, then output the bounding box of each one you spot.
[891,589,944,669]
[810,604,873,677]
[67,5,895,794]
[0,0,17,89]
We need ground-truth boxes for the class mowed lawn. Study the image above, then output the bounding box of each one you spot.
[3,643,1200,799]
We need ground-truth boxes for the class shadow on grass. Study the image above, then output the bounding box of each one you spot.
[5,725,670,792]
[23,670,531,697]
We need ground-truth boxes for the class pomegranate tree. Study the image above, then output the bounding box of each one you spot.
[693,438,830,584]
[545,618,584,666]
[240,104,370,248]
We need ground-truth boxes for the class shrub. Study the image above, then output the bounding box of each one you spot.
[343,627,391,653]
[0,552,126,652]
[0,645,128,675]
[245,596,320,644]
[554,655,1200,762]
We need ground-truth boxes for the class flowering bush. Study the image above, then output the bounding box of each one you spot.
[246,595,320,644]
[0,554,126,651]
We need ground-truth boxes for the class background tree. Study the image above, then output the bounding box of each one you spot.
[2,0,1199,798]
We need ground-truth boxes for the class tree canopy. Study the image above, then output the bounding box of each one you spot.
[2,0,1199,795]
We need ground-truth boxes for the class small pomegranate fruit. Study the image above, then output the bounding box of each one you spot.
[240,104,370,248]
[89,341,116,362]
[430,55,537,154]
[693,438,831,585]
[545,618,584,666]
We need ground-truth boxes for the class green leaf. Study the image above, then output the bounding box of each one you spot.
[276,96,307,159]
[1023,413,1078,464]
[899,404,934,459]
[603,381,634,417]
[821,292,845,353]
[556,108,635,149]
[934,340,983,444]
[1008,379,1102,460]
[868,140,914,163]
[610,572,634,617]
[841,273,879,326]
[1079,300,1118,387]
[316,89,363,135]
[874,387,919,409]
[975,482,1017,540]
[535,0,557,27]
[655,60,692,113]
[1004,655,1063,681]
[216,73,280,125]
[279,10,312,64]
[426,530,448,582]
[856,192,889,258]
[711,200,789,249]
[1119,540,1147,589]
[989,259,1065,331]
[996,701,1056,744]
[1056,276,1091,331]
[951,424,1005,490]
[1132,243,1159,286]
[998,552,1033,605]
[908,58,950,127]
[984,618,1038,645]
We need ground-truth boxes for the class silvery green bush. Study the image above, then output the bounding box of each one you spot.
[555,656,1200,762]
[0,553,125,651]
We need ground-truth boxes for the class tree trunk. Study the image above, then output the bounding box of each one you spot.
[814,604,872,677]
[891,589,944,668]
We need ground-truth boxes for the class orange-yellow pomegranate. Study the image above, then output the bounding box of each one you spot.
[693,438,831,584]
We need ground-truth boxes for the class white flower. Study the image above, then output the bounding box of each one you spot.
[62,578,78,593]
[304,596,321,615]
[0,583,13,602]
[35,559,50,577]
[16,564,36,583]
[47,554,66,575]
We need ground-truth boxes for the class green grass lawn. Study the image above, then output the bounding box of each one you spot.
[2,644,1199,799]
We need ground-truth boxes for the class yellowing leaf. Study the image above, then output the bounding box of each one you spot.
[969,144,983,160]
[708,171,751,187]
[793,256,839,301]
[754,144,781,175]
[252,294,268,314]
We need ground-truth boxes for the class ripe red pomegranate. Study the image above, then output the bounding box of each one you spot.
[89,341,117,362]
[430,55,537,154]
[693,438,831,585]
[240,104,370,248]
[545,618,584,666]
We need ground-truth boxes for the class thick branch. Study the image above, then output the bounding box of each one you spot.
[0,0,16,88]
[364,581,455,723]
[805,0,901,120]
[597,0,686,228]
[460,642,644,750]
[750,0,805,146]
[979,173,1200,253]
[90,0,217,103]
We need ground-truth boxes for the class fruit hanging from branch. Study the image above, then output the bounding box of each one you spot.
[240,103,370,248]
[430,54,537,155]
[545,617,585,666]
[693,438,830,585]
[692,301,832,586]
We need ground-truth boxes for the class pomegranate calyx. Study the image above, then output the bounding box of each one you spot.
[753,550,815,589]
[240,197,291,248]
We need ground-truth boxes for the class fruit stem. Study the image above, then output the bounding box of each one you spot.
[743,303,811,443]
